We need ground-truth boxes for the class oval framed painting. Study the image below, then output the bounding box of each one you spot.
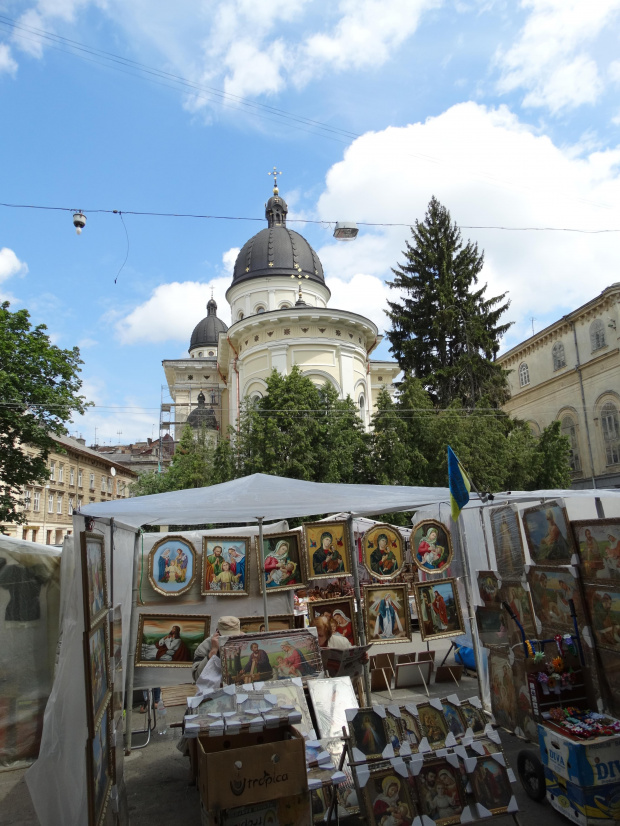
[362,523,404,580]
[411,519,453,574]
[147,535,197,597]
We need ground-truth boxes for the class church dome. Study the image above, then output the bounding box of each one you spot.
[186,391,218,430]
[189,298,228,352]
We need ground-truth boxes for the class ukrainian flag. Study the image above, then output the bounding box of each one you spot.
[448,446,471,522]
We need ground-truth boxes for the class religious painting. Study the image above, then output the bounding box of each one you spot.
[383,709,405,754]
[86,698,112,826]
[81,532,108,630]
[415,759,466,826]
[470,756,513,815]
[416,702,449,749]
[84,616,111,736]
[476,607,509,647]
[442,700,466,738]
[112,663,123,731]
[148,535,197,597]
[258,678,316,740]
[489,506,526,578]
[478,571,501,608]
[411,520,453,574]
[201,537,249,595]
[398,706,421,751]
[458,701,487,735]
[193,688,237,717]
[239,614,295,633]
[110,604,122,667]
[258,531,304,593]
[598,649,620,717]
[512,657,537,741]
[348,708,388,759]
[307,676,358,739]
[362,523,404,580]
[584,584,620,653]
[572,519,620,583]
[363,584,411,645]
[414,579,465,642]
[363,767,417,826]
[499,581,536,646]
[527,566,583,634]
[488,647,517,731]
[522,500,575,566]
[303,521,351,580]
[308,597,357,645]
[220,629,323,686]
[135,613,210,667]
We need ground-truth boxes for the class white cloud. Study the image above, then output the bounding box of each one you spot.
[326,272,392,332]
[610,60,620,84]
[78,337,98,349]
[0,248,28,282]
[221,247,240,276]
[0,43,18,74]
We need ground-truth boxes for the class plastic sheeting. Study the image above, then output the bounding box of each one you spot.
[0,535,61,769]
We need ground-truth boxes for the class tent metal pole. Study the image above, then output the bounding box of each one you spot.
[256,516,269,632]
[347,515,372,705]
[124,529,142,754]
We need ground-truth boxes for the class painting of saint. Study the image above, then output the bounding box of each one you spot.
[522,501,575,566]
[414,580,465,642]
[364,770,416,826]
[258,532,304,593]
[478,571,501,608]
[309,598,357,645]
[417,761,466,826]
[303,522,351,580]
[527,566,584,634]
[220,629,322,685]
[411,520,453,574]
[364,585,411,644]
[417,703,449,748]
[85,618,110,734]
[499,582,536,645]
[442,701,465,738]
[148,536,196,597]
[87,701,111,826]
[135,614,210,667]
[458,701,487,735]
[398,707,420,750]
[81,532,108,629]
[348,708,388,758]
[201,537,249,595]
[488,649,517,731]
[362,524,403,580]
[489,506,525,578]
[572,520,620,582]
[584,585,620,653]
[471,757,513,814]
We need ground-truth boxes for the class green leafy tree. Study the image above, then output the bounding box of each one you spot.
[131,424,214,495]
[369,387,413,486]
[528,420,572,490]
[315,383,368,484]
[386,197,512,407]
[0,302,89,525]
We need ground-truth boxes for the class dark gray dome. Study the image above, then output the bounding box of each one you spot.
[187,391,218,430]
[189,298,228,352]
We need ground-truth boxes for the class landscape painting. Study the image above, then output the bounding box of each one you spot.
[522,500,575,566]
[202,537,249,595]
[135,613,210,667]
[148,536,196,597]
[362,523,404,580]
[414,579,465,642]
[303,521,351,579]
[220,629,323,685]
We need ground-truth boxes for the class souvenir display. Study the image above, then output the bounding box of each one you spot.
[255,678,316,739]
[308,597,357,645]
[347,708,389,759]
[470,756,513,815]
[458,700,487,735]
[81,532,108,630]
[544,705,620,739]
[414,579,465,642]
[488,648,517,730]
[521,500,575,566]
[239,614,295,632]
[363,584,411,644]
[201,537,249,595]
[148,535,197,597]
[416,702,449,748]
[110,604,122,666]
[572,519,620,582]
[362,523,404,580]
[258,531,305,593]
[411,520,453,574]
[583,584,620,653]
[306,676,358,739]
[86,698,112,826]
[363,768,417,826]
[489,506,526,578]
[415,759,466,826]
[499,581,536,644]
[528,566,583,634]
[220,629,323,685]
[303,521,351,579]
[134,613,210,667]
[441,700,466,738]
[398,706,421,751]
[84,617,111,736]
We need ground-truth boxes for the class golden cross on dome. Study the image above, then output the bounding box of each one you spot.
[268,166,282,194]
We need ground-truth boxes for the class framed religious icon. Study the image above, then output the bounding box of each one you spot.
[478,571,501,609]
[362,523,404,580]
[470,756,513,815]
[411,520,453,575]
[398,706,421,751]
[201,537,249,595]
[499,581,536,646]
[258,531,305,593]
[488,647,517,731]
[308,597,357,645]
[383,708,405,754]
[527,566,584,634]
[442,700,466,738]
[84,616,111,736]
[416,702,449,749]
[363,767,417,826]
[239,614,295,633]
[86,697,112,826]
[512,657,538,740]
[476,607,509,647]
[414,579,465,642]
[148,535,197,597]
[347,708,388,759]
[521,500,575,566]
[458,700,487,735]
[572,519,620,583]
[363,584,411,644]
[415,758,467,826]
[303,521,351,579]
[489,506,526,578]
[81,531,108,630]
[220,629,323,685]
[135,613,210,667]
[584,584,620,653]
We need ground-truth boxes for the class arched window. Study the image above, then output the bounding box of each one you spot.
[552,342,566,371]
[601,401,620,465]
[561,414,581,473]
[280,303,291,309]
[358,394,366,426]
[208,350,215,357]
[519,362,530,387]
[590,319,606,351]
[256,306,266,314]
[237,311,244,321]
[198,351,203,357]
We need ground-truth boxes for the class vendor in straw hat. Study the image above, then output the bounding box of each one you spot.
[192,615,242,683]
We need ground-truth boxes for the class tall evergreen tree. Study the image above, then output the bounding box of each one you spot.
[386,197,512,407]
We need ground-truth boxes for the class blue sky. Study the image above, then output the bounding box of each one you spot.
[1,0,620,445]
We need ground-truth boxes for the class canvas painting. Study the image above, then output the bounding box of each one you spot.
[84,617,110,735]
[384,710,405,753]
[489,506,526,578]
[194,688,237,717]
[512,657,537,741]
[258,679,316,739]
[398,707,421,751]
[572,520,620,583]
[220,629,323,685]
[442,701,466,738]
[489,648,517,731]
[598,649,620,717]
[499,582,536,645]
[148,536,196,597]
[416,759,466,826]
[414,579,465,642]
[307,676,358,739]
[86,700,112,826]
[478,571,501,609]
[81,532,108,630]
[308,597,357,645]
[522,500,575,566]
[348,708,388,759]
[528,566,583,634]
[476,607,509,647]
[362,523,404,580]
[303,521,351,579]
[364,584,411,644]
[258,532,304,593]
[584,584,620,653]
[202,537,249,595]
[239,615,295,632]
[135,613,210,667]
[364,768,417,826]
[458,701,487,735]
[416,702,449,749]
[411,520,453,574]
[470,756,513,815]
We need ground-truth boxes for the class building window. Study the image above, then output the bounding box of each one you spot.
[77,496,83,510]
[78,469,83,487]
[49,460,55,481]
[280,303,291,309]
[255,306,265,314]
[590,319,606,352]
[48,493,54,513]
[101,476,106,493]
[70,467,75,485]
[561,415,581,473]
[601,402,620,465]
[208,350,215,356]
[107,477,113,494]
[33,491,40,512]
[57,495,63,514]
[518,362,530,387]
[238,311,244,320]
[68,496,74,515]
[58,464,64,483]
[198,351,203,357]
[552,342,566,371]
[359,394,366,426]
[89,473,95,490]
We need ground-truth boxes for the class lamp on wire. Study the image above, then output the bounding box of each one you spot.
[73,211,86,235]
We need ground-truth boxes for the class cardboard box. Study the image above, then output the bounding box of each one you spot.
[197,725,307,811]
[201,794,311,826]
[544,767,620,824]
[538,722,620,788]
